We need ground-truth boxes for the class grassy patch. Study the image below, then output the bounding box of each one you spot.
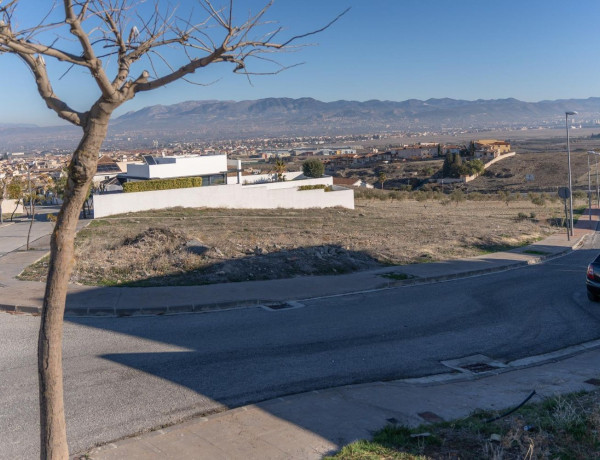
[327,391,600,460]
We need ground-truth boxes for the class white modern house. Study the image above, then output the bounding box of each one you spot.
[93,154,354,218]
[126,154,228,185]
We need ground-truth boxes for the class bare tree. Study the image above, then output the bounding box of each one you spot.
[0,175,7,224]
[0,1,347,458]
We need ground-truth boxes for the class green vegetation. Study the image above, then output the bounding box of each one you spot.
[442,153,485,178]
[298,184,332,191]
[122,176,203,193]
[327,391,600,460]
[302,158,325,178]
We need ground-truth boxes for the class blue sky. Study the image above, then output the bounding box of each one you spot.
[1,0,600,126]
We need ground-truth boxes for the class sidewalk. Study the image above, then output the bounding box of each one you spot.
[87,343,600,459]
[0,214,597,317]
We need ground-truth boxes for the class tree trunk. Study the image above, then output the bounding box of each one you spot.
[11,198,21,222]
[27,199,36,250]
[38,106,111,459]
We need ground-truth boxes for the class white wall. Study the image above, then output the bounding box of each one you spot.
[230,171,304,185]
[247,176,333,190]
[1,199,24,215]
[93,181,354,218]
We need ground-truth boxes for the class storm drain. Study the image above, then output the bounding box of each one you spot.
[441,354,508,374]
[262,301,305,312]
[461,362,502,373]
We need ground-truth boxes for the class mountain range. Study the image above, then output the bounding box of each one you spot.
[111,96,600,139]
[3,97,600,150]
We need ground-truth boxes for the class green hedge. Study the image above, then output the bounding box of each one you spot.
[123,176,203,193]
[298,184,332,192]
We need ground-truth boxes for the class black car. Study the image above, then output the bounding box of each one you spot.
[586,255,600,301]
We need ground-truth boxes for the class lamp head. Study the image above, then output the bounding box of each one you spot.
[566,111,578,116]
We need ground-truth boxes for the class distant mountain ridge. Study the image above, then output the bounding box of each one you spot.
[112,96,600,138]
[3,97,600,150]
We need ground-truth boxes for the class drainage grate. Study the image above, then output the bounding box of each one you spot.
[264,303,293,311]
[585,378,600,386]
[461,362,501,373]
[262,301,305,311]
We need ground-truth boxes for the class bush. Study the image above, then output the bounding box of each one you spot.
[517,212,528,221]
[298,184,332,192]
[123,176,203,193]
[302,158,325,178]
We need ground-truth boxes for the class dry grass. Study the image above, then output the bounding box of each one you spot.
[327,391,600,459]
[19,196,573,286]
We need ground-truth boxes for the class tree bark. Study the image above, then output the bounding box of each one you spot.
[11,198,21,222]
[38,103,112,459]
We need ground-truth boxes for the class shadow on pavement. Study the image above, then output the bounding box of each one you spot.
[61,245,600,451]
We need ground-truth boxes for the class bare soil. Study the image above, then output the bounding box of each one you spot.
[19,196,572,287]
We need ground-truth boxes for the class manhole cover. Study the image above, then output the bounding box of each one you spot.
[461,362,501,373]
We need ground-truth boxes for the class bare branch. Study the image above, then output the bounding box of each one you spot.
[18,52,87,126]
[63,0,115,98]
[279,7,350,47]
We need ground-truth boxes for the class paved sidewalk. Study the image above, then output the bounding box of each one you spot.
[0,213,597,317]
[87,342,600,459]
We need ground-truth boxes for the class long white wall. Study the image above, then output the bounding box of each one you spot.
[1,199,23,215]
[93,181,354,218]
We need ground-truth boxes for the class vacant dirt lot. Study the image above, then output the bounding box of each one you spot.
[20,195,575,287]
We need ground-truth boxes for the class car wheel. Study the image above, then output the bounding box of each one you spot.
[588,291,599,302]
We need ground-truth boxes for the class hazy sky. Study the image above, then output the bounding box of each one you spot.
[1,0,600,126]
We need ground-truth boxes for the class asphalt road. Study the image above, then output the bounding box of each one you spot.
[0,206,60,256]
[1,235,600,458]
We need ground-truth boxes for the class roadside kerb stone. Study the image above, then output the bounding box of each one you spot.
[382,247,573,288]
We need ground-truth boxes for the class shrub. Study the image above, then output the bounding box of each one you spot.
[450,189,465,205]
[517,212,528,221]
[123,176,203,193]
[298,184,332,192]
[302,158,325,178]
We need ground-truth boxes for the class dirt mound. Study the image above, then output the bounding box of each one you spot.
[121,227,187,249]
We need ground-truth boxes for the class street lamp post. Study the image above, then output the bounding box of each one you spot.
[566,111,577,236]
[588,150,600,216]
[588,151,592,224]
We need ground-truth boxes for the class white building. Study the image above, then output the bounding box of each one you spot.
[125,154,228,185]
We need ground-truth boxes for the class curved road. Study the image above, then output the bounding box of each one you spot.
[2,234,600,458]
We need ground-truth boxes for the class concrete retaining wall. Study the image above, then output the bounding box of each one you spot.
[93,179,353,218]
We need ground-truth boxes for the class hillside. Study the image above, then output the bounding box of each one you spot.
[111,97,600,139]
